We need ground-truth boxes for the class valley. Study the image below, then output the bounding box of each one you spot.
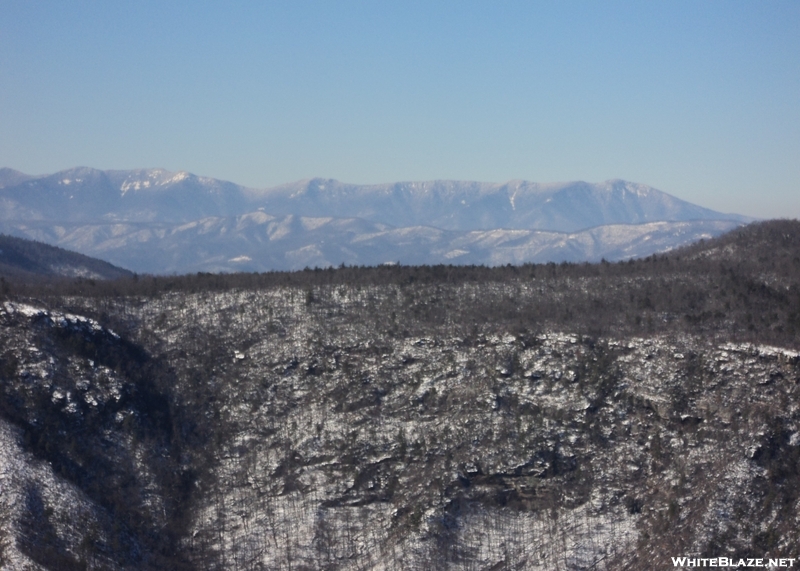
[0,220,799,569]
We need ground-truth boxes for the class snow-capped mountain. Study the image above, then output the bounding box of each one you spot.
[3,216,741,274]
[0,167,752,273]
[251,178,750,232]
[0,167,249,223]
[0,167,748,230]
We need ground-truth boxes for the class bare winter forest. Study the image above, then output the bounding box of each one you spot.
[1,220,800,570]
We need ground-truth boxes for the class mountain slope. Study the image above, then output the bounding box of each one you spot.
[0,234,133,280]
[0,168,749,230]
[0,167,753,273]
[1,221,799,569]
[0,302,198,570]
[252,177,751,232]
[0,168,249,223]
[0,168,33,189]
[1,217,741,274]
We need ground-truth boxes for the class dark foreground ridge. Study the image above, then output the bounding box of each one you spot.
[0,219,799,569]
[0,234,133,282]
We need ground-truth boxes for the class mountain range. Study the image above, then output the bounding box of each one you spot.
[0,167,752,273]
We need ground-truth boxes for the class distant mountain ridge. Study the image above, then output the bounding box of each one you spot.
[255,177,750,232]
[0,167,247,223]
[0,167,749,229]
[0,167,752,273]
[0,168,34,189]
[2,217,741,274]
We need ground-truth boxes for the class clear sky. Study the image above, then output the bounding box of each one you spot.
[1,1,798,219]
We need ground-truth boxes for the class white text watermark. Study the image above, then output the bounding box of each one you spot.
[672,558,796,568]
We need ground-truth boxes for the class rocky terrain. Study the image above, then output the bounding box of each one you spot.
[0,220,799,570]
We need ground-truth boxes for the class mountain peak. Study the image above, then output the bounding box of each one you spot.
[0,168,33,189]
[112,168,196,194]
[0,167,751,230]
[0,167,754,273]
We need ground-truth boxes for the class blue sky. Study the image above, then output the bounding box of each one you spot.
[1,1,798,218]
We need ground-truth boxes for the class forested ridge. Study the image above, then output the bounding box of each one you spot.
[0,220,799,570]
[9,219,800,347]
[0,234,132,282]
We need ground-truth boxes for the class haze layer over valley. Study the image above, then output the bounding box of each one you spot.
[0,167,749,273]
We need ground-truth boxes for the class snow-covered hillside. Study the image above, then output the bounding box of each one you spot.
[0,221,799,570]
[0,168,749,230]
[250,177,750,232]
[2,217,740,273]
[0,167,750,273]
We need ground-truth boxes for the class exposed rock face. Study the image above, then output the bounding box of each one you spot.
[0,221,799,570]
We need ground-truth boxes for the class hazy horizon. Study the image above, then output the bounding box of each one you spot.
[2,2,798,219]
